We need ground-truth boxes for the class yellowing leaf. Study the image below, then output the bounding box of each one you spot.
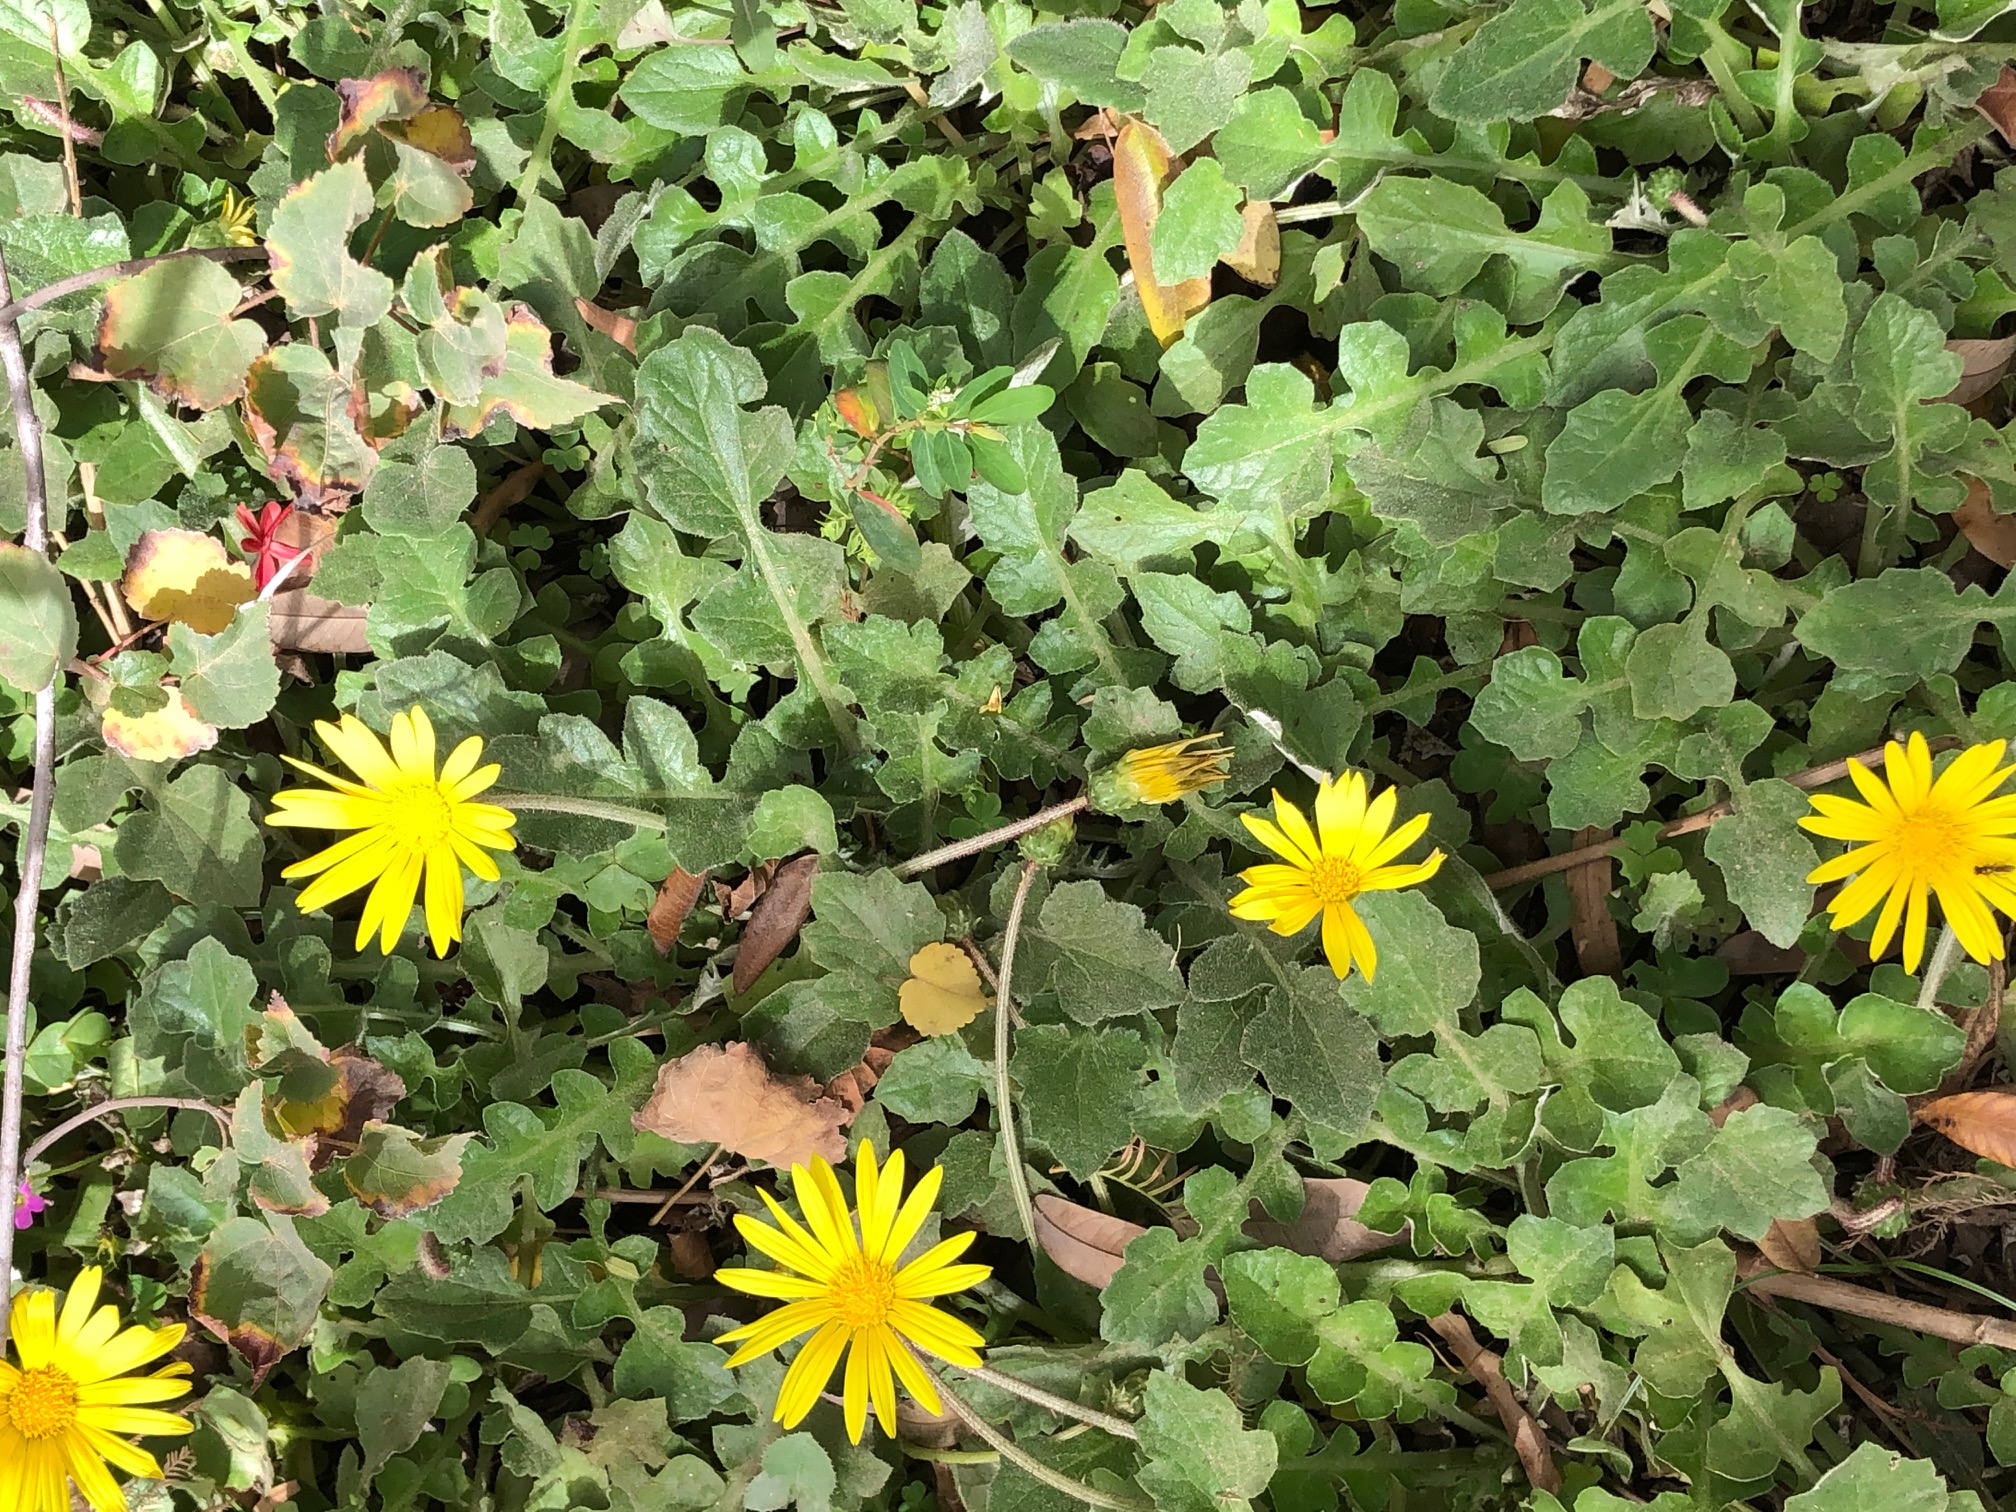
[328,67,429,158]
[101,686,219,762]
[122,528,256,633]
[900,941,989,1035]
[1113,119,1211,348]
[1222,201,1281,288]
[97,256,268,411]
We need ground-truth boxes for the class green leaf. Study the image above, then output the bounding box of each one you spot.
[1150,159,1245,285]
[170,604,280,729]
[96,251,268,411]
[343,1122,473,1218]
[613,1309,740,1421]
[1702,778,1818,948]
[267,158,395,327]
[439,307,617,440]
[1626,621,1734,723]
[1242,966,1381,1138]
[114,764,264,907]
[244,343,379,500]
[875,1038,990,1125]
[1136,1371,1278,1512]
[357,1356,454,1483]
[745,1434,836,1512]
[1019,879,1185,1024]
[1470,645,1588,761]
[1012,1024,1148,1179]
[190,1214,333,1382]
[1006,20,1143,111]
[0,543,76,693]
[1786,1442,1966,1511]
[1223,1248,1341,1366]
[1431,0,1655,123]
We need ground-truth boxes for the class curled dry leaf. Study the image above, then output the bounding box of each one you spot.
[1918,1088,2016,1168]
[575,297,639,353]
[732,852,819,994]
[122,528,256,633]
[648,867,709,955]
[1032,1193,1146,1289]
[1241,1176,1409,1261]
[1954,476,2016,569]
[634,1041,852,1168]
[1979,65,2016,149]
[1945,337,2016,406]
[1756,1216,1821,1274]
[900,942,989,1035]
[1113,119,1212,348]
[101,686,219,762]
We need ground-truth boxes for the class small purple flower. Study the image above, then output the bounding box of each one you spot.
[13,1179,44,1230]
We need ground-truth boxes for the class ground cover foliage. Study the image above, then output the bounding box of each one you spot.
[14,0,2016,1504]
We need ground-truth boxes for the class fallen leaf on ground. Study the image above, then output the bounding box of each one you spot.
[1032,1194,1146,1288]
[1221,202,1280,287]
[900,942,989,1035]
[648,867,709,955]
[732,853,820,993]
[1756,1216,1821,1273]
[634,1041,852,1168]
[1919,1088,2016,1167]
[1945,337,2016,405]
[1954,476,2016,568]
[1241,1176,1409,1260]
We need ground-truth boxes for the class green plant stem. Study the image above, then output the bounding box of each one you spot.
[517,0,593,204]
[198,0,282,117]
[897,797,1089,878]
[490,792,670,830]
[994,859,1041,1247]
[1916,923,1963,1012]
[958,1364,1140,1440]
[0,248,57,1346]
[1696,18,1767,140]
[931,1370,1151,1511]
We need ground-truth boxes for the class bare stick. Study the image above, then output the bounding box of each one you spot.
[1425,1312,1559,1493]
[0,246,268,328]
[1739,1256,2016,1349]
[994,860,1040,1245]
[0,247,61,1347]
[1483,735,1961,890]
[45,15,81,218]
[21,1095,230,1172]
[649,1141,724,1224]
[897,797,1088,879]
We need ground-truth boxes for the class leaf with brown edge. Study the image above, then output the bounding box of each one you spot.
[122,528,256,633]
[97,256,267,411]
[1113,118,1211,348]
[100,686,219,762]
[1919,1088,2016,1167]
[633,1041,852,1168]
[190,1214,333,1386]
[267,158,395,328]
[274,1048,407,1161]
[231,1083,329,1218]
[900,942,989,1035]
[393,105,477,173]
[439,304,618,440]
[243,344,379,507]
[732,852,819,994]
[648,866,709,955]
[344,1122,474,1217]
[1032,1193,1146,1289]
[327,67,429,158]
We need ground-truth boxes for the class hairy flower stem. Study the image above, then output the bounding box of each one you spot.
[22,1097,231,1173]
[0,248,58,1345]
[994,860,1041,1246]
[958,1363,1140,1441]
[931,1370,1152,1511]
[897,797,1088,879]
[1916,924,1964,1013]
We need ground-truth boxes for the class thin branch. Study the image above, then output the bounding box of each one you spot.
[0,246,268,328]
[897,797,1089,879]
[1483,734,1962,890]
[0,247,61,1349]
[1425,1312,1559,1493]
[930,1369,1151,1511]
[1738,1255,2016,1349]
[21,1096,230,1172]
[994,860,1040,1245]
[650,1141,724,1225]
[45,15,81,218]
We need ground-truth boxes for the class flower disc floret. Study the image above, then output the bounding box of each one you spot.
[1800,732,2016,971]
[0,1267,194,1512]
[1227,769,1445,980]
[266,705,517,957]
[714,1141,991,1443]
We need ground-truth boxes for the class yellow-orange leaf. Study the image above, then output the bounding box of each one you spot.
[122,527,256,632]
[899,942,988,1035]
[1919,1088,2016,1167]
[1222,201,1281,288]
[101,686,218,762]
[1113,119,1211,348]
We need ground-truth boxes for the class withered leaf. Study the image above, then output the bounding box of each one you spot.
[1919,1088,2016,1168]
[732,853,819,994]
[344,1122,473,1217]
[122,528,256,634]
[1954,476,2016,569]
[1756,1216,1821,1274]
[634,1041,852,1169]
[648,866,709,956]
[1032,1193,1146,1290]
[1113,119,1211,348]
[101,686,219,763]
[1241,1177,1408,1261]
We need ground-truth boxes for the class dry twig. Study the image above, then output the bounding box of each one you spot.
[1425,1312,1560,1494]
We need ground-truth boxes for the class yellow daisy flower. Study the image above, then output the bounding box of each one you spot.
[1800,732,2016,972]
[0,1267,194,1512]
[716,1141,990,1444]
[267,705,517,957]
[1099,735,1233,807]
[1228,770,1445,980]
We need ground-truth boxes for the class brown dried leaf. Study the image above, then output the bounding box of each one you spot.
[1708,1086,1761,1128]
[1980,65,2016,148]
[633,1041,852,1168]
[1220,202,1280,287]
[649,867,709,956]
[1113,119,1211,348]
[732,853,819,994]
[575,297,639,353]
[1756,1217,1820,1274]
[1919,1088,2016,1167]
[1716,930,1807,975]
[268,590,369,653]
[1955,476,2016,569]
[1032,1193,1146,1289]
[1241,1176,1408,1261]
[1945,337,2016,405]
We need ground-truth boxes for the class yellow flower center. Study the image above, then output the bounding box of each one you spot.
[1306,856,1363,907]
[1886,802,1988,876]
[830,1253,900,1331]
[6,1366,80,1440]
[383,779,458,847]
